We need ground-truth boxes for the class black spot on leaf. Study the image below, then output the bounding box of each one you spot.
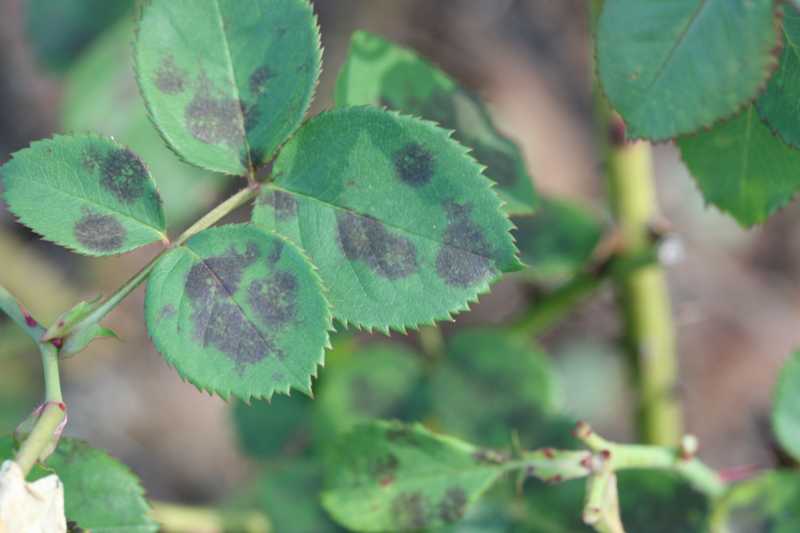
[185,74,245,147]
[100,148,149,204]
[436,202,495,287]
[392,492,428,529]
[393,143,435,187]
[154,54,187,94]
[248,271,298,327]
[261,191,297,221]
[74,212,126,252]
[185,243,284,369]
[336,212,417,279]
[249,66,273,95]
[82,146,102,172]
[439,487,467,522]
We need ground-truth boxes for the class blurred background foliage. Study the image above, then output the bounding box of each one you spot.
[2,0,800,530]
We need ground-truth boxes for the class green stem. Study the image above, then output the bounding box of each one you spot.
[71,185,260,335]
[14,344,66,476]
[418,326,446,358]
[151,501,271,533]
[591,0,681,446]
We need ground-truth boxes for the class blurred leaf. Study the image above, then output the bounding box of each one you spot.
[322,420,507,532]
[2,134,167,256]
[253,106,521,331]
[597,0,779,140]
[512,197,602,282]
[708,472,800,532]
[335,30,538,215]
[757,10,800,149]
[314,344,425,440]
[62,18,226,228]
[677,106,800,227]
[145,225,331,401]
[258,459,342,533]
[233,394,315,460]
[24,0,132,73]
[0,437,157,532]
[772,351,800,463]
[134,0,322,176]
[431,329,560,449]
[617,470,709,533]
[518,470,709,533]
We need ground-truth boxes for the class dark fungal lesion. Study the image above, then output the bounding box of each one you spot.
[154,54,187,94]
[249,65,273,95]
[259,190,298,221]
[73,211,126,252]
[336,211,418,280]
[248,271,298,328]
[185,72,246,148]
[439,487,468,523]
[393,142,435,187]
[184,242,286,371]
[436,201,496,287]
[99,148,150,204]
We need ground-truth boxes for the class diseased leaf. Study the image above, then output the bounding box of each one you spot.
[431,329,560,449]
[709,472,800,532]
[335,30,538,215]
[0,437,157,533]
[145,224,331,400]
[135,0,322,176]
[677,106,800,226]
[314,344,425,439]
[772,351,800,463]
[253,106,521,331]
[597,0,780,141]
[321,421,508,532]
[63,17,227,227]
[1,134,166,255]
[758,10,800,149]
[512,197,602,282]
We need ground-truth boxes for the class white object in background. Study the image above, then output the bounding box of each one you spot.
[0,460,66,533]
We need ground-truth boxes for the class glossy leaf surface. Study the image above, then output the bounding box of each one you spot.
[145,224,331,400]
[253,106,521,331]
[335,31,537,215]
[1,134,166,255]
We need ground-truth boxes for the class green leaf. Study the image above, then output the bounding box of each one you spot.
[321,421,508,532]
[314,344,425,439]
[252,106,521,331]
[0,436,157,532]
[758,9,800,148]
[512,197,602,282]
[677,106,800,226]
[43,296,102,341]
[335,30,538,215]
[1,134,167,255]
[709,472,800,532]
[597,0,780,141]
[232,394,314,460]
[144,224,331,400]
[134,0,322,176]
[431,329,560,449]
[63,17,227,228]
[772,351,800,463]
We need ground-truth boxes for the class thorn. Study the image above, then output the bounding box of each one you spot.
[50,338,64,349]
[542,448,556,459]
[57,402,66,412]
[600,449,612,460]
[574,421,593,439]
